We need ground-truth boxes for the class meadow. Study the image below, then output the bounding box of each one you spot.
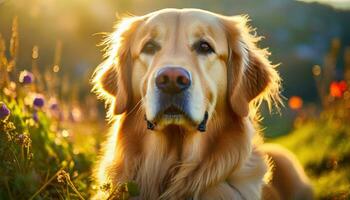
[1,4,350,200]
[0,17,143,199]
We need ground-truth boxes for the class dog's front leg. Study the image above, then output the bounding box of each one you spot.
[200,182,248,200]
[225,147,269,200]
[93,126,143,199]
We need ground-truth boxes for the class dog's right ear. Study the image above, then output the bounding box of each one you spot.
[221,15,281,117]
[92,16,143,117]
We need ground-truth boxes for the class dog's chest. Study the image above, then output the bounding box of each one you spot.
[134,130,199,198]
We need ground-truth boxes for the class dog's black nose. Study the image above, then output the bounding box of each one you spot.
[155,67,191,94]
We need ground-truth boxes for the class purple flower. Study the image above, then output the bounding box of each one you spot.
[50,103,58,110]
[0,102,10,119]
[33,95,45,108]
[48,98,62,120]
[49,98,59,110]
[19,70,34,84]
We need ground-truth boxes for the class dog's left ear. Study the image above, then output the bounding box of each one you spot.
[91,16,143,117]
[222,15,281,117]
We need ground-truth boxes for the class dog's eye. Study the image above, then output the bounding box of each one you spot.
[193,40,215,55]
[141,40,160,55]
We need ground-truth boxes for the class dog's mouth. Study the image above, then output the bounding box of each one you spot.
[155,104,191,122]
[145,104,208,132]
[163,105,186,117]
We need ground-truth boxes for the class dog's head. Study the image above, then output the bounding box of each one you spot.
[92,8,280,132]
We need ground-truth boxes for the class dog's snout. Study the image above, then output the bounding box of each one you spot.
[155,67,191,94]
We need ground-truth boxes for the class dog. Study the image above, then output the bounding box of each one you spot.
[91,8,313,200]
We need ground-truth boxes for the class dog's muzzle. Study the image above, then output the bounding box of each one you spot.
[145,66,208,132]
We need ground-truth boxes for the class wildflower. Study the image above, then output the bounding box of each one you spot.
[17,134,24,142]
[338,81,347,92]
[33,94,45,108]
[0,102,10,119]
[50,102,58,110]
[16,134,31,147]
[49,98,59,110]
[330,81,347,98]
[19,70,34,84]
[48,98,62,120]
[57,170,69,183]
[289,96,303,110]
[61,130,69,138]
[2,121,15,132]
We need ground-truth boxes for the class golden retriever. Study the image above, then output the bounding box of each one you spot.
[92,8,313,200]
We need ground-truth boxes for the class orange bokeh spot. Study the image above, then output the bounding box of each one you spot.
[289,96,303,110]
[330,81,347,98]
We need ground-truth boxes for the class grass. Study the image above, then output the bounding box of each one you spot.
[274,117,350,199]
[0,96,94,199]
[0,95,139,199]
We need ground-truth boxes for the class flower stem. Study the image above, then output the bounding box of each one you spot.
[28,167,63,200]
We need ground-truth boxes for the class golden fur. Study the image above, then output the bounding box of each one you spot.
[91,8,313,200]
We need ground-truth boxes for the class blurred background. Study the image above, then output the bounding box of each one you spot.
[1,0,350,135]
[1,0,350,199]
